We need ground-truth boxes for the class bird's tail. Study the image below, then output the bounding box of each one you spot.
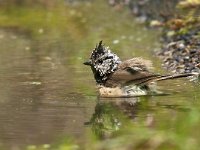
[155,73,197,81]
[136,72,198,86]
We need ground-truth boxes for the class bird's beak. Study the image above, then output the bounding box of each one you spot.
[83,60,92,66]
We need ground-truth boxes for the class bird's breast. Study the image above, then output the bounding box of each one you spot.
[97,85,147,97]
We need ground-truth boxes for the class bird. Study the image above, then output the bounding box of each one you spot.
[84,41,197,97]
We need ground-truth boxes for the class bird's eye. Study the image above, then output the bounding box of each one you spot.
[107,56,113,59]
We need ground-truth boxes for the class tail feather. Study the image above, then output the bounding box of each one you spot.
[156,73,196,81]
[136,73,197,86]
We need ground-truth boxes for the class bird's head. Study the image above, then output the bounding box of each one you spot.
[84,41,121,84]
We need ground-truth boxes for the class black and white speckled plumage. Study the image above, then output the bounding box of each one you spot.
[89,41,121,82]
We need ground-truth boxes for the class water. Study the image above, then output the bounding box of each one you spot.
[0,0,199,150]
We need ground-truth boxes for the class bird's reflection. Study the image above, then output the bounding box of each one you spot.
[87,93,193,139]
[87,96,142,139]
[86,92,195,140]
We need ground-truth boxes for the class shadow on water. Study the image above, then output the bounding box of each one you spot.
[0,0,199,150]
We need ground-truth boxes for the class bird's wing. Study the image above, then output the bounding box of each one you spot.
[105,58,161,87]
[109,68,160,85]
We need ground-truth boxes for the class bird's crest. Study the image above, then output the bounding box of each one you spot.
[88,41,121,83]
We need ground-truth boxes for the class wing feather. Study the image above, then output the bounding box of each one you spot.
[105,58,160,87]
